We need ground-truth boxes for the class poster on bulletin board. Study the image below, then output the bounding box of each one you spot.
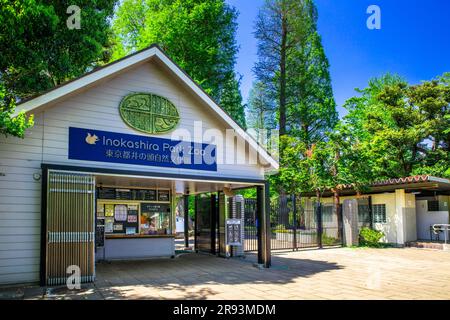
[127,215,137,223]
[105,217,114,233]
[114,204,127,221]
[113,223,123,232]
[158,190,170,202]
[105,204,114,217]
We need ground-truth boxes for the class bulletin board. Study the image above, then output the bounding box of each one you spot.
[99,203,140,235]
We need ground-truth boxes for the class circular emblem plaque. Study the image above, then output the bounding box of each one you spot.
[119,93,180,134]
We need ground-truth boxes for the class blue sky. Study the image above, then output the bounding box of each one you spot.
[226,0,450,117]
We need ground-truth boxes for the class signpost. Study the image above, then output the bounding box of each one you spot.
[226,218,242,246]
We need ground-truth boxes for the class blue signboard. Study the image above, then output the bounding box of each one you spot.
[68,127,217,171]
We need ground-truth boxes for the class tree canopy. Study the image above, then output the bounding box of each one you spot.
[253,0,337,194]
[252,0,337,143]
[111,0,246,127]
[1,0,449,189]
[246,81,277,140]
[341,73,450,180]
[0,0,117,137]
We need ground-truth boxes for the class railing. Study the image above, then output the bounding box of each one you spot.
[432,224,450,244]
[243,197,343,252]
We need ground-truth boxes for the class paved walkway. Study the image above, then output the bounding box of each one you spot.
[2,247,450,300]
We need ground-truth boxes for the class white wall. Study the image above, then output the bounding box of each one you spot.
[416,199,450,241]
[372,193,398,244]
[309,191,415,245]
[0,114,43,284]
[95,238,174,261]
[402,193,417,243]
[0,59,267,285]
[39,61,264,179]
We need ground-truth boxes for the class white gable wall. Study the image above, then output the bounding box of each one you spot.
[39,60,264,178]
[0,59,265,284]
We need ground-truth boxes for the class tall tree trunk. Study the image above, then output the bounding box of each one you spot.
[278,11,288,205]
[333,188,343,244]
[279,14,287,137]
[331,148,343,242]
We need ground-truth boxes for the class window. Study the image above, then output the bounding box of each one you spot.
[140,203,171,235]
[313,205,333,223]
[321,205,333,223]
[97,188,172,237]
[427,200,440,212]
[372,204,386,223]
[358,204,371,223]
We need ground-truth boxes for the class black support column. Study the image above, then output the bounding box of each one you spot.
[39,167,48,286]
[256,183,271,268]
[368,195,373,229]
[210,194,217,255]
[317,203,323,249]
[194,195,198,252]
[184,194,190,249]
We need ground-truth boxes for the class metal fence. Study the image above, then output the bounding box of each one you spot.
[244,199,258,252]
[244,196,343,252]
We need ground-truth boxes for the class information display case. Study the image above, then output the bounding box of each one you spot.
[96,187,172,239]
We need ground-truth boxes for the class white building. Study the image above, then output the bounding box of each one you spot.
[309,175,450,246]
[0,45,278,285]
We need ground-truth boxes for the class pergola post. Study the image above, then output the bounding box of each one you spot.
[210,193,217,255]
[184,194,189,249]
[257,182,271,268]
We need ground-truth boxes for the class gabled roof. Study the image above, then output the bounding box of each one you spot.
[14,44,278,170]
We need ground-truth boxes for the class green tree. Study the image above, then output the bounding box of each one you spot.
[253,0,337,143]
[246,81,276,140]
[0,0,117,137]
[270,135,312,194]
[286,2,337,144]
[0,84,34,138]
[284,72,450,203]
[219,75,246,129]
[112,0,246,127]
[269,135,336,193]
[341,73,450,179]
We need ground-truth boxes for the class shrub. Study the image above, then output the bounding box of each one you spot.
[359,227,385,247]
[322,234,339,246]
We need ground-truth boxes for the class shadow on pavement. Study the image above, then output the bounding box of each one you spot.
[5,251,342,300]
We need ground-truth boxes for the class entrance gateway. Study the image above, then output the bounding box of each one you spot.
[42,166,270,286]
[0,45,278,286]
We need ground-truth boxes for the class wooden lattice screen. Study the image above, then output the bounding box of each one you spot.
[46,172,95,286]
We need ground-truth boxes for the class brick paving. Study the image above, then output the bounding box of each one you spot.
[2,247,450,300]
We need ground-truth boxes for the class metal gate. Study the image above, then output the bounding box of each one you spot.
[296,199,320,249]
[244,199,258,251]
[244,196,343,251]
[45,171,96,285]
[319,201,343,247]
[195,194,217,254]
[357,197,372,231]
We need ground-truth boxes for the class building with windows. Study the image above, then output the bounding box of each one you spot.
[307,175,450,246]
[0,45,278,286]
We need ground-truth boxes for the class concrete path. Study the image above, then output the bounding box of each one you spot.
[1,247,450,300]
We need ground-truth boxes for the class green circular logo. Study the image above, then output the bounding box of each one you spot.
[119,93,180,134]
